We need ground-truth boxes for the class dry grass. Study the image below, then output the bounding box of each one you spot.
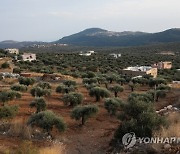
[39,144,66,154]
[157,112,180,137]
[8,118,31,140]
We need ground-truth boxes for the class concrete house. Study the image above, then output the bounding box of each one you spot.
[5,48,19,55]
[122,66,157,78]
[152,61,172,70]
[22,53,36,62]
[109,53,121,58]
[79,51,95,56]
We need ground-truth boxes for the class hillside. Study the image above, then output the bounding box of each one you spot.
[57,28,180,46]
[0,41,46,49]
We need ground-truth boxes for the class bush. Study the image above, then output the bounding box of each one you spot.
[13,68,21,74]
[157,84,171,91]
[30,97,47,113]
[0,105,18,119]
[113,95,166,146]
[11,84,27,92]
[89,87,110,102]
[1,62,10,69]
[27,111,66,135]
[30,87,51,97]
[104,98,123,115]
[19,77,35,86]
[71,105,99,125]
[62,92,83,106]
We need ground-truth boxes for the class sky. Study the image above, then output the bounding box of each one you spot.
[0,0,180,42]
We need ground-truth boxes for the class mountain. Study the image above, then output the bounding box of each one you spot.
[0,40,46,49]
[1,28,180,48]
[56,28,180,47]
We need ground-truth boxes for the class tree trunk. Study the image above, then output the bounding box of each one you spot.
[96,95,100,102]
[82,115,85,125]
[115,92,118,97]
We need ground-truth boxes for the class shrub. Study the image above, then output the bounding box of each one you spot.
[11,84,27,92]
[30,97,47,113]
[62,92,83,106]
[27,111,66,135]
[0,105,18,119]
[89,87,110,102]
[157,84,171,91]
[104,98,123,115]
[13,68,21,74]
[71,105,99,125]
[113,95,166,146]
[1,62,10,69]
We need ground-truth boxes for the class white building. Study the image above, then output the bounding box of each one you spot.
[110,53,121,58]
[22,53,36,62]
[5,48,19,55]
[122,66,157,78]
[79,51,95,56]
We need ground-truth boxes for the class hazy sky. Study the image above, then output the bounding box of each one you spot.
[0,0,180,41]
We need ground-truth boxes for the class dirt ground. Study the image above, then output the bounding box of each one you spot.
[0,79,180,153]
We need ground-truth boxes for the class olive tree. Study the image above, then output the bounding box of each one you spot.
[30,87,51,97]
[63,80,76,87]
[0,105,18,120]
[56,84,75,94]
[62,92,83,106]
[0,91,21,106]
[11,84,27,92]
[37,82,51,89]
[19,77,35,86]
[104,98,123,115]
[30,97,47,113]
[71,105,99,125]
[89,87,111,102]
[27,111,66,135]
[113,95,166,146]
[109,85,124,97]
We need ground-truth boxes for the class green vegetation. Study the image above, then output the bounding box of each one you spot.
[30,97,47,113]
[1,62,10,69]
[11,84,27,92]
[19,77,35,86]
[62,92,83,107]
[0,91,21,106]
[0,105,18,119]
[30,87,51,97]
[109,85,124,97]
[104,98,123,115]
[71,105,99,125]
[27,111,66,135]
[89,87,110,102]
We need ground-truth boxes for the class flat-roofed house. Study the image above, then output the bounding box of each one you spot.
[122,66,157,78]
[152,61,172,69]
[5,48,19,55]
[22,53,36,62]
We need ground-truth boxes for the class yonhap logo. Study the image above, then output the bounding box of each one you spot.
[122,132,136,149]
